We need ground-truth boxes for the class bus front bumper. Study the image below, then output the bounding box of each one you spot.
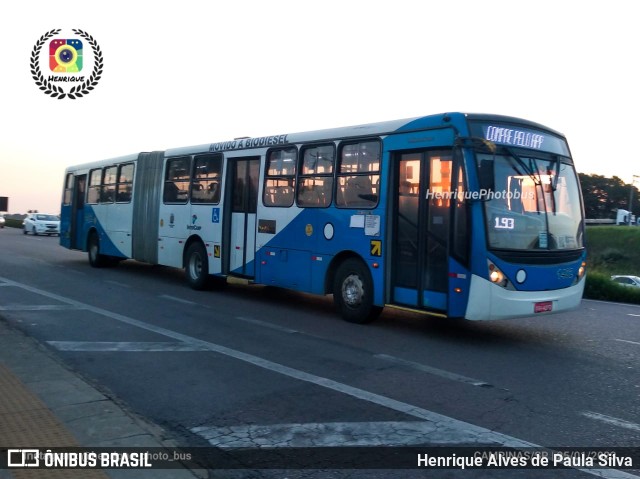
[464,274,585,321]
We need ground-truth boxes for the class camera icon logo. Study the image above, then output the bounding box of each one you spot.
[8,449,40,467]
[49,39,83,72]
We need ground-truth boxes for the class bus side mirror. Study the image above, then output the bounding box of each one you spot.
[478,159,495,192]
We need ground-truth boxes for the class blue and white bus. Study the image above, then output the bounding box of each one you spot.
[60,113,586,323]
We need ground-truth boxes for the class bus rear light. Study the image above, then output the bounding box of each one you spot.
[454,287,462,294]
[372,262,379,269]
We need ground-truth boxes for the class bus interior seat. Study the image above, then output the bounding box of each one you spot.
[298,185,321,206]
[274,186,292,206]
[163,181,179,202]
[264,186,292,206]
[101,189,114,203]
[208,182,220,202]
[344,176,374,207]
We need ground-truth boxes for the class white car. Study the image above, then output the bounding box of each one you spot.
[611,275,640,288]
[0,214,5,228]
[23,213,60,236]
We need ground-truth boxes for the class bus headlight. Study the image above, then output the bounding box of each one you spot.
[488,260,509,288]
[576,261,586,282]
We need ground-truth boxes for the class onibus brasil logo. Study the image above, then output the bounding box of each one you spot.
[30,29,103,99]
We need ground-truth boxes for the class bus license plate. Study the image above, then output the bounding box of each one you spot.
[534,301,553,313]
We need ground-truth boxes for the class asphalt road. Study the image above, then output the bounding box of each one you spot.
[1,226,639,479]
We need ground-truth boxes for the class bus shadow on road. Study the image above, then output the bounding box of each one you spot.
[59,256,565,350]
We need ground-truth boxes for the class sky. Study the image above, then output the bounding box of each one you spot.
[1,0,639,214]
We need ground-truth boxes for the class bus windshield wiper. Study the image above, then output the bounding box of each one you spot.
[501,145,540,186]
[551,156,561,192]
[547,158,561,214]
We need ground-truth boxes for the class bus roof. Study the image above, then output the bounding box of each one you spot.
[164,112,566,157]
[64,153,143,173]
[64,112,567,169]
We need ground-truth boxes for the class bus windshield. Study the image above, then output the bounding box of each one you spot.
[476,151,583,251]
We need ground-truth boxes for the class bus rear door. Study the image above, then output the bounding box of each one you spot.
[68,174,86,250]
[224,156,260,278]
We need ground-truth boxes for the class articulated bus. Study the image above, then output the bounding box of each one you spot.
[60,113,586,323]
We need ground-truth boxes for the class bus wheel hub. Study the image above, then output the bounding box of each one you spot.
[342,274,363,307]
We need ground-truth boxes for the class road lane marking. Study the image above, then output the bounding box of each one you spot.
[628,314,640,317]
[0,304,85,311]
[0,276,525,446]
[235,316,299,334]
[104,280,130,288]
[159,294,198,305]
[192,421,478,447]
[47,341,211,352]
[1,276,638,479]
[614,339,640,346]
[374,354,492,388]
[582,412,640,433]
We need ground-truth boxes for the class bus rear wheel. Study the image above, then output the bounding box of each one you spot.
[333,258,382,324]
[185,242,209,290]
[88,232,107,268]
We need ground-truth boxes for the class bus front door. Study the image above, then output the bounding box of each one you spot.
[225,157,260,278]
[391,150,452,313]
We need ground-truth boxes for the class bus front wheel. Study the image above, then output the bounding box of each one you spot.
[185,242,209,290]
[333,258,381,324]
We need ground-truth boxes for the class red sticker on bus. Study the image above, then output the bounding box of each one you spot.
[534,301,553,313]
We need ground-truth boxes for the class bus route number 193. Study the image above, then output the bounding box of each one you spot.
[494,216,515,230]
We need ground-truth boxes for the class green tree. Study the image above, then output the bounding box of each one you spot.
[579,173,639,219]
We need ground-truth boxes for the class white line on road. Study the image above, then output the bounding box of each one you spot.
[614,339,640,346]
[628,313,640,317]
[582,411,640,433]
[0,304,85,311]
[1,276,638,479]
[158,294,198,305]
[104,280,131,288]
[375,354,492,388]
[47,341,211,352]
[235,316,299,334]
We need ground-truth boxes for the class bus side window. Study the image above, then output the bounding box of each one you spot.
[263,148,296,207]
[336,140,380,209]
[87,168,101,204]
[116,163,134,203]
[297,144,335,208]
[164,156,190,204]
[192,153,222,204]
[101,166,117,203]
[63,173,74,205]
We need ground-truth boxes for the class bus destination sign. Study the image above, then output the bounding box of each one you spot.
[485,125,544,149]
[469,122,570,156]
